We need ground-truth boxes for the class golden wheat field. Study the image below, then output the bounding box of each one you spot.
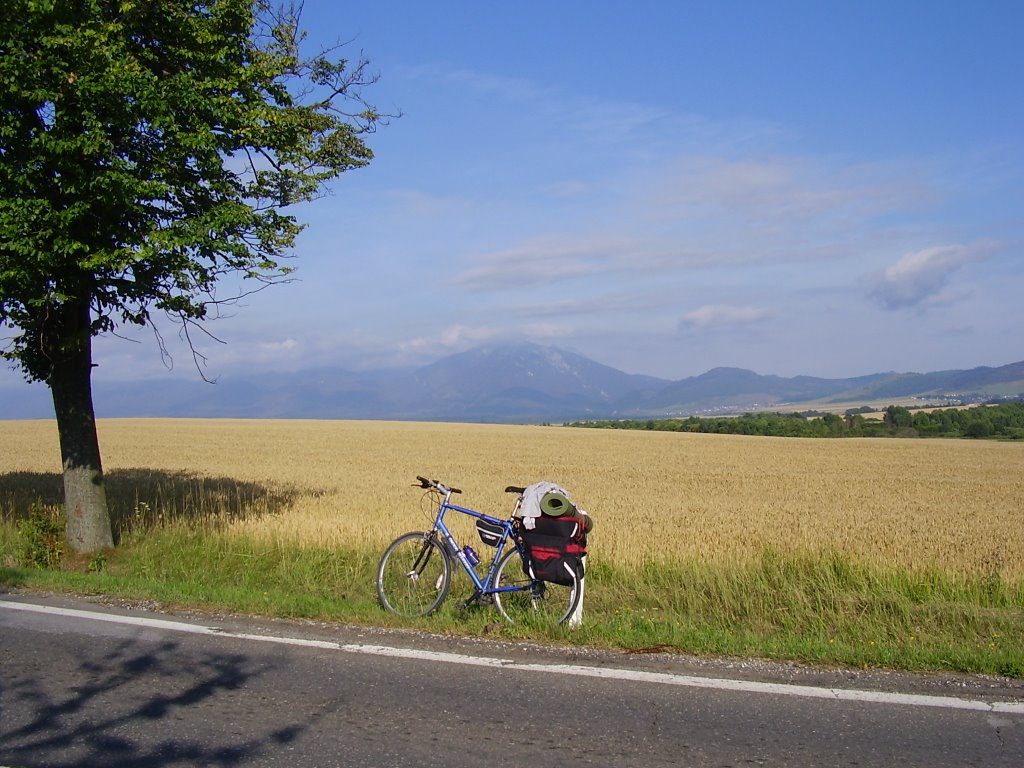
[2,418,1023,580]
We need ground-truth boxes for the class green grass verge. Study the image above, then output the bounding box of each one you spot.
[2,522,1022,678]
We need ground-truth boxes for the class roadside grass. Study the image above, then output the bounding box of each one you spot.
[2,521,1021,678]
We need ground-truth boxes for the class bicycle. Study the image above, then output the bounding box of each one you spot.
[376,476,582,626]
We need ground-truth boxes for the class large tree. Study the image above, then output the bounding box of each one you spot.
[0,0,384,552]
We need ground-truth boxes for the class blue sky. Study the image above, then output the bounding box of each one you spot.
[4,0,1023,395]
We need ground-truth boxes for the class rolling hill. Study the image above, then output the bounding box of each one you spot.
[1,343,1021,422]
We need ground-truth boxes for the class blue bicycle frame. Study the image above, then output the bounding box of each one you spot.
[431,496,526,597]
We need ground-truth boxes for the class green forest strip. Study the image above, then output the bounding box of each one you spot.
[566,402,1024,439]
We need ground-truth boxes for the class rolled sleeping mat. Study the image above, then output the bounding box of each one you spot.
[540,491,575,517]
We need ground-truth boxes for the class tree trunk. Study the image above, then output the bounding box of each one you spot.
[47,301,114,553]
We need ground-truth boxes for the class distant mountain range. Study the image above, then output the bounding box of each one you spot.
[2,343,1023,422]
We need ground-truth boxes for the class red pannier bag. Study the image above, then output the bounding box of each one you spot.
[520,514,586,586]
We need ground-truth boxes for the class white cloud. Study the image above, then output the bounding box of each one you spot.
[451,235,626,289]
[679,304,771,331]
[869,243,993,310]
[369,322,575,368]
[426,66,550,103]
[449,149,943,300]
[644,155,937,244]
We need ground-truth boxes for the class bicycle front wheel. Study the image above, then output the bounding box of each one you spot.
[377,532,451,617]
[492,547,580,626]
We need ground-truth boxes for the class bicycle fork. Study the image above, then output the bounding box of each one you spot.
[407,536,446,592]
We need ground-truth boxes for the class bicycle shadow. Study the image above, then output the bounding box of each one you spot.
[0,636,306,766]
[0,468,301,541]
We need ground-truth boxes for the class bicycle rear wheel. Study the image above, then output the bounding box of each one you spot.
[377,532,451,617]
[492,547,580,626]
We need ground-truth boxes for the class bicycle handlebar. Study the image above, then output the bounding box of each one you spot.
[415,475,462,495]
[415,476,527,497]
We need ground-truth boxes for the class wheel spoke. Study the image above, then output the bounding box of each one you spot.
[377,533,451,617]
[492,548,579,626]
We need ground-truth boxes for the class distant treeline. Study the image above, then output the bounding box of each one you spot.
[565,402,1024,440]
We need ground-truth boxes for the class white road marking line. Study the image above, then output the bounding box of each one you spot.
[0,600,342,649]
[3,599,1022,714]
[2,599,226,635]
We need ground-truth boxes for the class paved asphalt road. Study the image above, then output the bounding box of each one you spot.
[1,592,1022,767]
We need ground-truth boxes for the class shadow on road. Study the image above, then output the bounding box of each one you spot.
[0,635,306,767]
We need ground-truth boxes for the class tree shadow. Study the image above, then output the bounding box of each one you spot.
[0,636,309,766]
[0,468,302,541]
